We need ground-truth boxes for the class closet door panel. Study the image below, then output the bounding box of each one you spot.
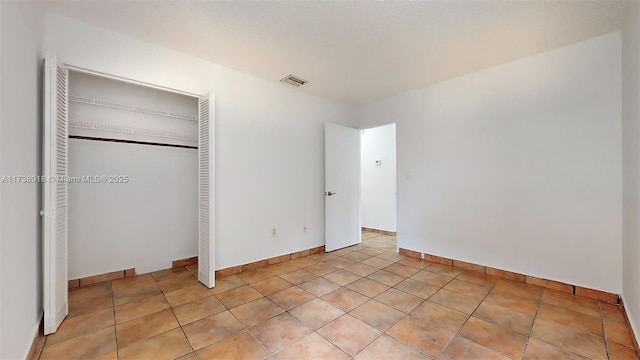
[42,53,69,334]
[198,93,215,288]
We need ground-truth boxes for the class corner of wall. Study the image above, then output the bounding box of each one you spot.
[621,0,640,349]
[0,1,46,358]
[622,293,640,350]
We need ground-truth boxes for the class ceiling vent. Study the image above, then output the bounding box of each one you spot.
[280,74,308,87]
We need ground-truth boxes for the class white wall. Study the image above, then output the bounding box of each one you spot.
[358,33,622,293]
[43,13,357,273]
[68,140,198,278]
[361,124,396,232]
[0,2,45,359]
[622,0,640,343]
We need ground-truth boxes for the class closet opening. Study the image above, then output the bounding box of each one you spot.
[42,53,215,334]
[66,70,200,284]
[360,123,397,250]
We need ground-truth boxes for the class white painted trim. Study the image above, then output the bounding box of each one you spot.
[64,64,201,99]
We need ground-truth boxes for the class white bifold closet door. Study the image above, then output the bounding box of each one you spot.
[198,93,215,288]
[42,53,69,335]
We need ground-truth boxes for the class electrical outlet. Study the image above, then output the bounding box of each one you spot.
[303,225,307,232]
[272,228,276,237]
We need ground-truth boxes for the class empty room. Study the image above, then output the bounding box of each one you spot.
[1,1,640,359]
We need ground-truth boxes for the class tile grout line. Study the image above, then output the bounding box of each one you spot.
[599,301,612,360]
[460,281,542,340]
[347,259,423,359]
[312,312,374,359]
[289,276,356,356]
[526,302,606,359]
[171,268,218,358]
[346,307,388,359]
[417,268,465,314]
[432,271,499,359]
[377,279,429,358]
[308,235,395,358]
[110,281,120,360]
[222,284,287,358]
[425,272,491,312]
[519,288,543,360]
[354,247,459,358]
[245,324,272,358]
[169,302,196,359]
[286,311,352,360]
[188,267,205,360]
[36,335,47,360]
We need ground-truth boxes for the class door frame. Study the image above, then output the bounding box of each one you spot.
[359,122,398,239]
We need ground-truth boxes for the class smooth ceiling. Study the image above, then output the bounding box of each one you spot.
[44,1,625,105]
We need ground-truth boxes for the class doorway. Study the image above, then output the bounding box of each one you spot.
[360,123,397,251]
[323,122,397,253]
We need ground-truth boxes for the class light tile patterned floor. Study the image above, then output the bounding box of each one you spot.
[34,232,639,359]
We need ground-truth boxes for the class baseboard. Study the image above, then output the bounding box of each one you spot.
[68,267,136,289]
[621,294,640,353]
[362,227,396,236]
[25,314,44,360]
[171,245,326,279]
[215,245,325,278]
[172,256,198,268]
[71,244,326,287]
[399,247,620,304]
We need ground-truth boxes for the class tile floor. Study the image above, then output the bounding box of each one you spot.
[34,232,639,359]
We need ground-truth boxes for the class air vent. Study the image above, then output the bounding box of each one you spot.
[280,74,308,87]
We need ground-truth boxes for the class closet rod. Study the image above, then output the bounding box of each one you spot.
[65,64,202,99]
[69,135,198,149]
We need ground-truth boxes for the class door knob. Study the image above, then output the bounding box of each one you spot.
[326,191,337,196]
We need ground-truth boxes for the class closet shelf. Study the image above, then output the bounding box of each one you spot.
[69,120,197,142]
[69,95,197,122]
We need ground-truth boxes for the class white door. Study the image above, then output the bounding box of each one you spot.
[325,123,361,252]
[198,93,215,288]
[42,53,69,334]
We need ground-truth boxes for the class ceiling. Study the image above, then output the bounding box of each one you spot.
[44,1,625,105]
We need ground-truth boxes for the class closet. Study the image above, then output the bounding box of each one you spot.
[42,54,215,334]
[68,70,200,283]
